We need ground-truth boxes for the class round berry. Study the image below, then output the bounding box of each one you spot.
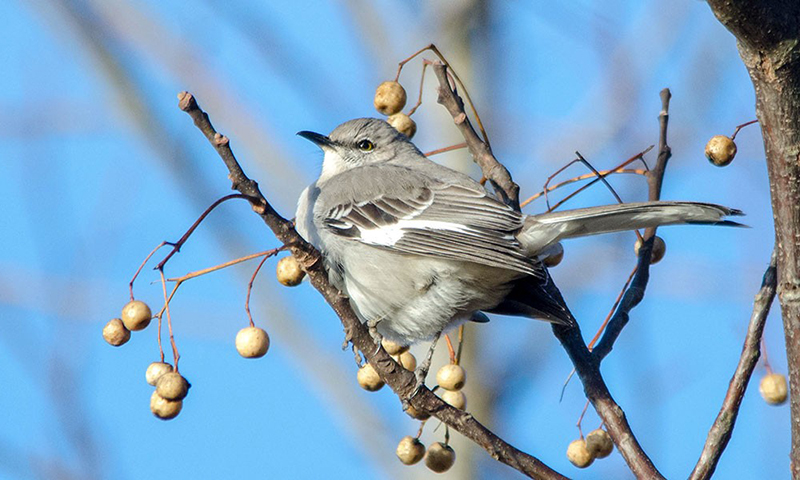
[235,326,270,358]
[121,300,152,331]
[150,391,182,420]
[156,372,190,401]
[387,113,417,139]
[760,373,788,405]
[585,429,613,458]
[357,363,384,392]
[145,362,173,386]
[374,81,407,115]
[404,403,431,421]
[381,338,409,355]
[440,389,466,410]
[634,235,666,264]
[436,364,466,391]
[705,135,737,167]
[425,442,456,473]
[396,436,425,465]
[393,351,417,371]
[276,256,305,287]
[543,243,564,267]
[103,318,131,346]
[567,439,594,468]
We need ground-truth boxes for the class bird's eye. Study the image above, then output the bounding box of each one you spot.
[357,139,374,151]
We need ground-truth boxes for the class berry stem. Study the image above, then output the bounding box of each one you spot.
[158,268,181,371]
[245,252,274,328]
[155,193,255,271]
[730,119,758,141]
[129,241,168,301]
[576,399,591,438]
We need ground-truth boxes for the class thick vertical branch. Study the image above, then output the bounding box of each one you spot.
[706,1,800,475]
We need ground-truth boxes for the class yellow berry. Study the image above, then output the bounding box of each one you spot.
[357,363,384,392]
[374,81,407,115]
[760,373,788,405]
[156,372,190,401]
[102,318,131,346]
[145,362,173,386]
[387,113,417,139]
[567,439,594,468]
[121,300,152,331]
[393,351,417,371]
[440,389,467,410]
[705,135,737,167]
[585,429,613,459]
[381,338,409,355]
[276,256,305,287]
[396,436,425,465]
[425,442,456,473]
[404,403,431,421]
[543,243,564,267]
[634,235,666,264]
[150,391,182,420]
[436,364,466,391]
[235,326,270,358]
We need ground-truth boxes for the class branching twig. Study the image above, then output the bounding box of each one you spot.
[689,251,777,480]
[432,68,664,478]
[432,63,521,210]
[178,91,567,480]
[592,88,672,363]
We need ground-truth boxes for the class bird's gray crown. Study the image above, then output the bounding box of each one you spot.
[300,118,421,182]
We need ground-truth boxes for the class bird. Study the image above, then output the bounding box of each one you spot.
[295,118,742,380]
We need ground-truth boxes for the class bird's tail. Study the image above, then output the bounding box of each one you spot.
[518,201,744,254]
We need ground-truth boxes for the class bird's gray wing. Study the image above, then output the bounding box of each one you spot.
[318,166,542,277]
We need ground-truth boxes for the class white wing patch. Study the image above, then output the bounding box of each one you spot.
[358,220,474,246]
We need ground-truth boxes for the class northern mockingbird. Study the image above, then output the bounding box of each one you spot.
[296,118,741,378]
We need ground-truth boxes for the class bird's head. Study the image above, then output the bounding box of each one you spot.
[298,118,419,183]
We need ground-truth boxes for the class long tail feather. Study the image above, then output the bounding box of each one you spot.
[519,201,744,254]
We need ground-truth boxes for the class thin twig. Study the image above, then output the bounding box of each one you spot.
[521,168,647,208]
[432,63,520,210]
[689,251,777,480]
[592,88,672,363]
[245,254,272,328]
[129,241,168,301]
[156,193,253,270]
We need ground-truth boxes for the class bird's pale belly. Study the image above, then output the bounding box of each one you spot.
[334,244,519,344]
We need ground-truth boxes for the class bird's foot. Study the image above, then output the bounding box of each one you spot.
[411,331,441,396]
[366,318,383,354]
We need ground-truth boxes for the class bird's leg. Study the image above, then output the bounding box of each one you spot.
[366,316,384,354]
[413,331,441,394]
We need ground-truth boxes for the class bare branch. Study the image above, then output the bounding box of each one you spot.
[178,91,567,479]
[432,62,521,210]
[690,251,777,480]
[430,72,664,479]
[592,88,672,362]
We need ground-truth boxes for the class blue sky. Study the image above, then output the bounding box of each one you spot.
[0,1,787,479]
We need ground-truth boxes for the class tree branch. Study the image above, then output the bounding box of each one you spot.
[431,70,664,478]
[593,88,672,362]
[432,62,521,210]
[705,1,800,474]
[689,251,777,480]
[177,91,567,480]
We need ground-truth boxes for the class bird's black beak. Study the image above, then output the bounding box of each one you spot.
[297,130,334,148]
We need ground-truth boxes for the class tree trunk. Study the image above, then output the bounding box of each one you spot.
[706,1,800,476]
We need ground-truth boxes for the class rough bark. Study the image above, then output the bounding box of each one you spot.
[706,1,800,476]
